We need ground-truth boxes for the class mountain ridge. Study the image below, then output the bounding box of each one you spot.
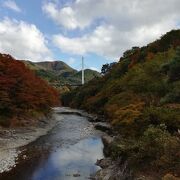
[22,60,101,88]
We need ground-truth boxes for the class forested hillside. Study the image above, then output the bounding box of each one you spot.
[0,54,60,127]
[62,30,180,177]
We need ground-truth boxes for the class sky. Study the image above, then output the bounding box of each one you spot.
[0,0,180,71]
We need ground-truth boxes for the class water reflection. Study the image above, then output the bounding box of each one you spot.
[32,137,104,180]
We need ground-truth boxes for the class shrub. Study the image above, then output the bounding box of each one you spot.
[105,92,145,135]
[136,126,180,172]
[162,174,180,180]
[110,126,180,173]
[119,60,169,96]
[162,47,180,82]
[161,81,180,104]
[142,107,180,133]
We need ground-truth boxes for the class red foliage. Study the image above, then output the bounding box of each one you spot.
[0,54,60,126]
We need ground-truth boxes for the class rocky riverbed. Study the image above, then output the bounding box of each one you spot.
[0,107,105,180]
[0,110,63,173]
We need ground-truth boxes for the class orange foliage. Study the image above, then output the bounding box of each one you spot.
[146,52,155,61]
[105,92,145,126]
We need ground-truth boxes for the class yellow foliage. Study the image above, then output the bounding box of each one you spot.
[162,174,180,180]
[112,102,145,125]
[105,92,145,126]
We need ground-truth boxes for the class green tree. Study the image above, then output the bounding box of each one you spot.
[168,47,180,81]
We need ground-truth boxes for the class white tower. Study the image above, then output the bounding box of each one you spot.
[82,56,84,85]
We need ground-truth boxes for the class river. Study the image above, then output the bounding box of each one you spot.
[0,108,104,180]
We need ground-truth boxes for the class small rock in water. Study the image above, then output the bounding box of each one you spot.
[73,173,81,177]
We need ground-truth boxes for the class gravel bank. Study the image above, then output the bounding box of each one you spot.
[0,109,64,173]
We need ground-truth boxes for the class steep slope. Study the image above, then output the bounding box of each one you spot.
[0,54,60,127]
[61,30,180,178]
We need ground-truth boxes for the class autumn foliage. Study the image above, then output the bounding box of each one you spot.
[0,54,60,127]
[62,30,180,177]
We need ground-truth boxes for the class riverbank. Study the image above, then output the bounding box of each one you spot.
[93,134,134,180]
[0,110,64,173]
[93,122,180,180]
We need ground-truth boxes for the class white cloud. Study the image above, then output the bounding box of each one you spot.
[44,0,180,59]
[53,25,122,59]
[51,138,103,168]
[3,0,21,12]
[0,18,52,61]
[67,57,76,65]
[53,21,176,59]
[42,2,80,30]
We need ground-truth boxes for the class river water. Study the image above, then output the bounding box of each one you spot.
[0,108,104,180]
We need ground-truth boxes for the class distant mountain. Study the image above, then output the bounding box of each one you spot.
[34,61,77,74]
[23,60,76,73]
[74,69,101,82]
[22,60,101,88]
